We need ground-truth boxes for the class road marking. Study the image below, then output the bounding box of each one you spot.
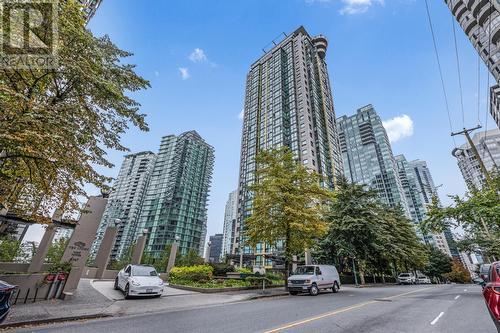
[263,287,435,333]
[430,312,445,325]
[464,289,467,292]
[454,295,460,300]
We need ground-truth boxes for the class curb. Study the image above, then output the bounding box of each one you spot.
[0,313,112,330]
[248,292,289,300]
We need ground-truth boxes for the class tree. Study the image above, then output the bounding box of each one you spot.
[177,249,204,267]
[0,1,150,223]
[244,147,331,285]
[423,245,452,282]
[423,172,500,262]
[45,237,69,264]
[443,259,471,283]
[141,244,183,272]
[317,178,428,284]
[0,236,23,262]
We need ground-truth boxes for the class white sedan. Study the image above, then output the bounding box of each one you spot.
[115,264,164,299]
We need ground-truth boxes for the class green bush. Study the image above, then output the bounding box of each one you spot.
[169,265,213,283]
[210,263,235,276]
[235,267,252,274]
[245,276,272,286]
[265,271,284,281]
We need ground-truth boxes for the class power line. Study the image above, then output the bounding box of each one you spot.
[424,0,457,147]
[451,16,466,127]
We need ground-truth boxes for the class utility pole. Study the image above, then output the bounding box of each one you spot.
[451,125,492,185]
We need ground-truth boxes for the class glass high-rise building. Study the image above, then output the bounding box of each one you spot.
[452,128,500,190]
[337,105,410,217]
[90,151,156,261]
[138,131,214,257]
[77,0,103,23]
[234,26,343,264]
[221,190,237,260]
[395,155,451,256]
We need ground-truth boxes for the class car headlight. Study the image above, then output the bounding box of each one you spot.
[130,279,140,286]
[304,279,311,284]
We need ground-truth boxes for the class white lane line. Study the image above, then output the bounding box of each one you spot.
[454,295,460,300]
[464,289,467,292]
[431,312,445,325]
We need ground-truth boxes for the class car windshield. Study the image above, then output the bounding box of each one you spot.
[132,266,158,277]
[399,274,410,277]
[294,266,316,275]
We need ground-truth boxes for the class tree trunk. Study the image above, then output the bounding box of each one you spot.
[359,268,366,285]
[284,226,291,291]
[381,274,386,284]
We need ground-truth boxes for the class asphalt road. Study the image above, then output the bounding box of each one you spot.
[10,284,497,333]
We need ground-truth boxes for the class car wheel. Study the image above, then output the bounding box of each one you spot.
[289,291,298,296]
[332,282,339,293]
[124,284,131,299]
[114,278,119,290]
[309,284,319,296]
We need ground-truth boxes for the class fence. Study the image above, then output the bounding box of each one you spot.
[2,272,67,305]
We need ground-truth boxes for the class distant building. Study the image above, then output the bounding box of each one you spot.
[221,190,237,260]
[54,227,73,242]
[77,0,103,23]
[137,131,214,257]
[452,129,500,190]
[234,26,343,266]
[90,151,156,261]
[337,105,410,217]
[395,156,451,256]
[208,234,223,263]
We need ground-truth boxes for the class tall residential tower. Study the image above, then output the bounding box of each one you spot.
[234,26,343,265]
[337,105,410,216]
[137,131,214,257]
[221,190,237,260]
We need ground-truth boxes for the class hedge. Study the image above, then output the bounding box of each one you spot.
[169,265,213,282]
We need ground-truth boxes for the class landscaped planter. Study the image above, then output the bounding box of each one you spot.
[170,283,284,293]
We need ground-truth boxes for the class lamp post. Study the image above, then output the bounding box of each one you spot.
[352,255,359,287]
[204,241,212,263]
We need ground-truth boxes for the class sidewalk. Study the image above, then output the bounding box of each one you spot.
[0,279,288,329]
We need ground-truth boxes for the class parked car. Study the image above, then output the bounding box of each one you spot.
[115,265,164,299]
[398,273,416,285]
[417,275,431,284]
[287,265,340,296]
[483,262,500,332]
[0,280,17,324]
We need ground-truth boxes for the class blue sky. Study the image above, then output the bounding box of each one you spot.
[83,0,496,239]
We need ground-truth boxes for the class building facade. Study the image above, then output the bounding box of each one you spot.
[395,156,452,256]
[90,151,156,261]
[444,0,500,83]
[208,234,223,263]
[452,128,500,189]
[137,131,214,257]
[490,85,500,129]
[221,190,237,260]
[78,0,103,23]
[234,26,343,265]
[337,105,410,217]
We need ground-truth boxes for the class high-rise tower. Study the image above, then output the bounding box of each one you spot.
[137,131,214,257]
[234,26,343,264]
[337,105,410,217]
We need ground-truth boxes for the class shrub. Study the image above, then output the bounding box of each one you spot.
[210,263,235,276]
[169,265,213,283]
[235,267,252,275]
[265,271,284,281]
[246,276,272,286]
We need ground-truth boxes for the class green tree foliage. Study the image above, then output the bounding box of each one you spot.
[423,172,500,261]
[177,249,205,267]
[0,236,23,262]
[141,244,182,272]
[423,245,453,281]
[317,178,428,284]
[0,0,150,222]
[244,147,331,282]
[108,244,135,270]
[45,237,68,264]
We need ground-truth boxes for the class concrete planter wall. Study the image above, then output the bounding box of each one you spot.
[0,262,52,273]
[0,273,66,304]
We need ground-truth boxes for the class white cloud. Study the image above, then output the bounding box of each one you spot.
[382,114,414,143]
[340,0,384,15]
[238,109,244,120]
[178,67,190,80]
[189,48,208,63]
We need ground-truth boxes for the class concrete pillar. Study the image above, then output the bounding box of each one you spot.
[304,249,312,265]
[292,255,298,273]
[27,224,57,273]
[95,226,118,279]
[62,196,107,297]
[166,241,179,275]
[131,235,147,265]
[204,241,211,263]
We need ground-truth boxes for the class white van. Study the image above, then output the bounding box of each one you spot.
[287,265,341,296]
